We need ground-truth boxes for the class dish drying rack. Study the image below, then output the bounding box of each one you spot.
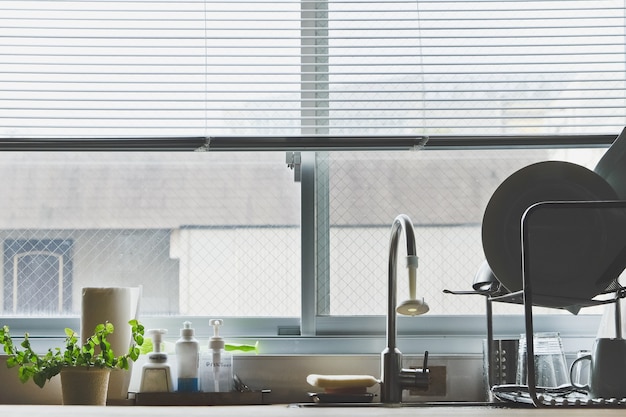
[448,200,626,408]
[486,281,626,408]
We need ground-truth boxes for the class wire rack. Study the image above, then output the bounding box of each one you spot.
[487,201,626,408]
[492,385,626,408]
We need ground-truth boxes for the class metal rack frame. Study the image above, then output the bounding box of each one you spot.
[487,200,626,407]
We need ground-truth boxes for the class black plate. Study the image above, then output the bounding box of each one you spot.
[595,127,626,199]
[482,161,617,303]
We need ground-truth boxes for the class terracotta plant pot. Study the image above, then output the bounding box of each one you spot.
[60,367,111,405]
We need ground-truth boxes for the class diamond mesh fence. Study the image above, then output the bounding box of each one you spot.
[321,148,607,315]
[0,148,608,318]
[0,152,301,317]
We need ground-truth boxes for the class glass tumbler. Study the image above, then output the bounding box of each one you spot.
[515,332,568,388]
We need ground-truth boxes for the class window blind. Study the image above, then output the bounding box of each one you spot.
[1,0,625,141]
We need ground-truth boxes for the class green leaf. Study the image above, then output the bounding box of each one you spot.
[3,343,15,356]
[17,366,30,383]
[118,356,129,370]
[105,322,114,334]
[129,346,140,362]
[32,373,46,389]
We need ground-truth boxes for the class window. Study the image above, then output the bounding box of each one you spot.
[3,239,73,314]
[0,152,300,318]
[315,147,611,317]
[0,1,625,349]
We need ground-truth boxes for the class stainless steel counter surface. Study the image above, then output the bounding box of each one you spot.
[0,405,625,417]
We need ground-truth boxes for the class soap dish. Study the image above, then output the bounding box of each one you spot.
[309,392,375,404]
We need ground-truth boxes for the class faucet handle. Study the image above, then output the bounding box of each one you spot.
[399,351,430,390]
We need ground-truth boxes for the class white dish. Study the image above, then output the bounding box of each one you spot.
[481,161,617,302]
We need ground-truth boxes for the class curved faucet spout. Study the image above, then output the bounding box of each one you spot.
[390,214,418,260]
[381,214,429,404]
[387,214,418,350]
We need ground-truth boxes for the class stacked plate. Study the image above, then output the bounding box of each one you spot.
[481,160,622,309]
[595,127,626,198]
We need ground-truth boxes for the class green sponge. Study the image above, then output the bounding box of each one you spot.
[225,341,259,354]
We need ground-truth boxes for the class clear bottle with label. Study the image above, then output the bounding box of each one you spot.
[175,321,200,392]
[200,319,233,392]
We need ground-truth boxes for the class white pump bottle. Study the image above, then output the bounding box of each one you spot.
[175,321,200,392]
[139,329,173,392]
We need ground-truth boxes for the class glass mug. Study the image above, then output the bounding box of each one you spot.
[570,349,591,388]
[570,338,626,399]
[516,332,568,388]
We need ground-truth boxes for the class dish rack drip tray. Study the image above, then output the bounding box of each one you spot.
[492,385,626,408]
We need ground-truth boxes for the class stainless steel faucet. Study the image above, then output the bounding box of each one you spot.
[381,214,430,404]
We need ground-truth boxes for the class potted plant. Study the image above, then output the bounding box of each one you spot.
[0,320,144,405]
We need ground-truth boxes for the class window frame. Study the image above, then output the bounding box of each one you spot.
[0,142,616,355]
[3,239,73,314]
[296,146,611,353]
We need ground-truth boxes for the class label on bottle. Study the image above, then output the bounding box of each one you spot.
[199,353,233,392]
[205,360,232,369]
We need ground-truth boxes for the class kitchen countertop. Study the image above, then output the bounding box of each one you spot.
[1,405,626,417]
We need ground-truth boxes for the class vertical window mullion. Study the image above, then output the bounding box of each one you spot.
[300,152,317,336]
[315,152,331,317]
[300,1,331,335]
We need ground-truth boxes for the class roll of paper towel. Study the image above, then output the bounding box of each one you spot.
[81,287,141,401]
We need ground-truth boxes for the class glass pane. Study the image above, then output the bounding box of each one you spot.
[0,152,301,317]
[323,147,610,315]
